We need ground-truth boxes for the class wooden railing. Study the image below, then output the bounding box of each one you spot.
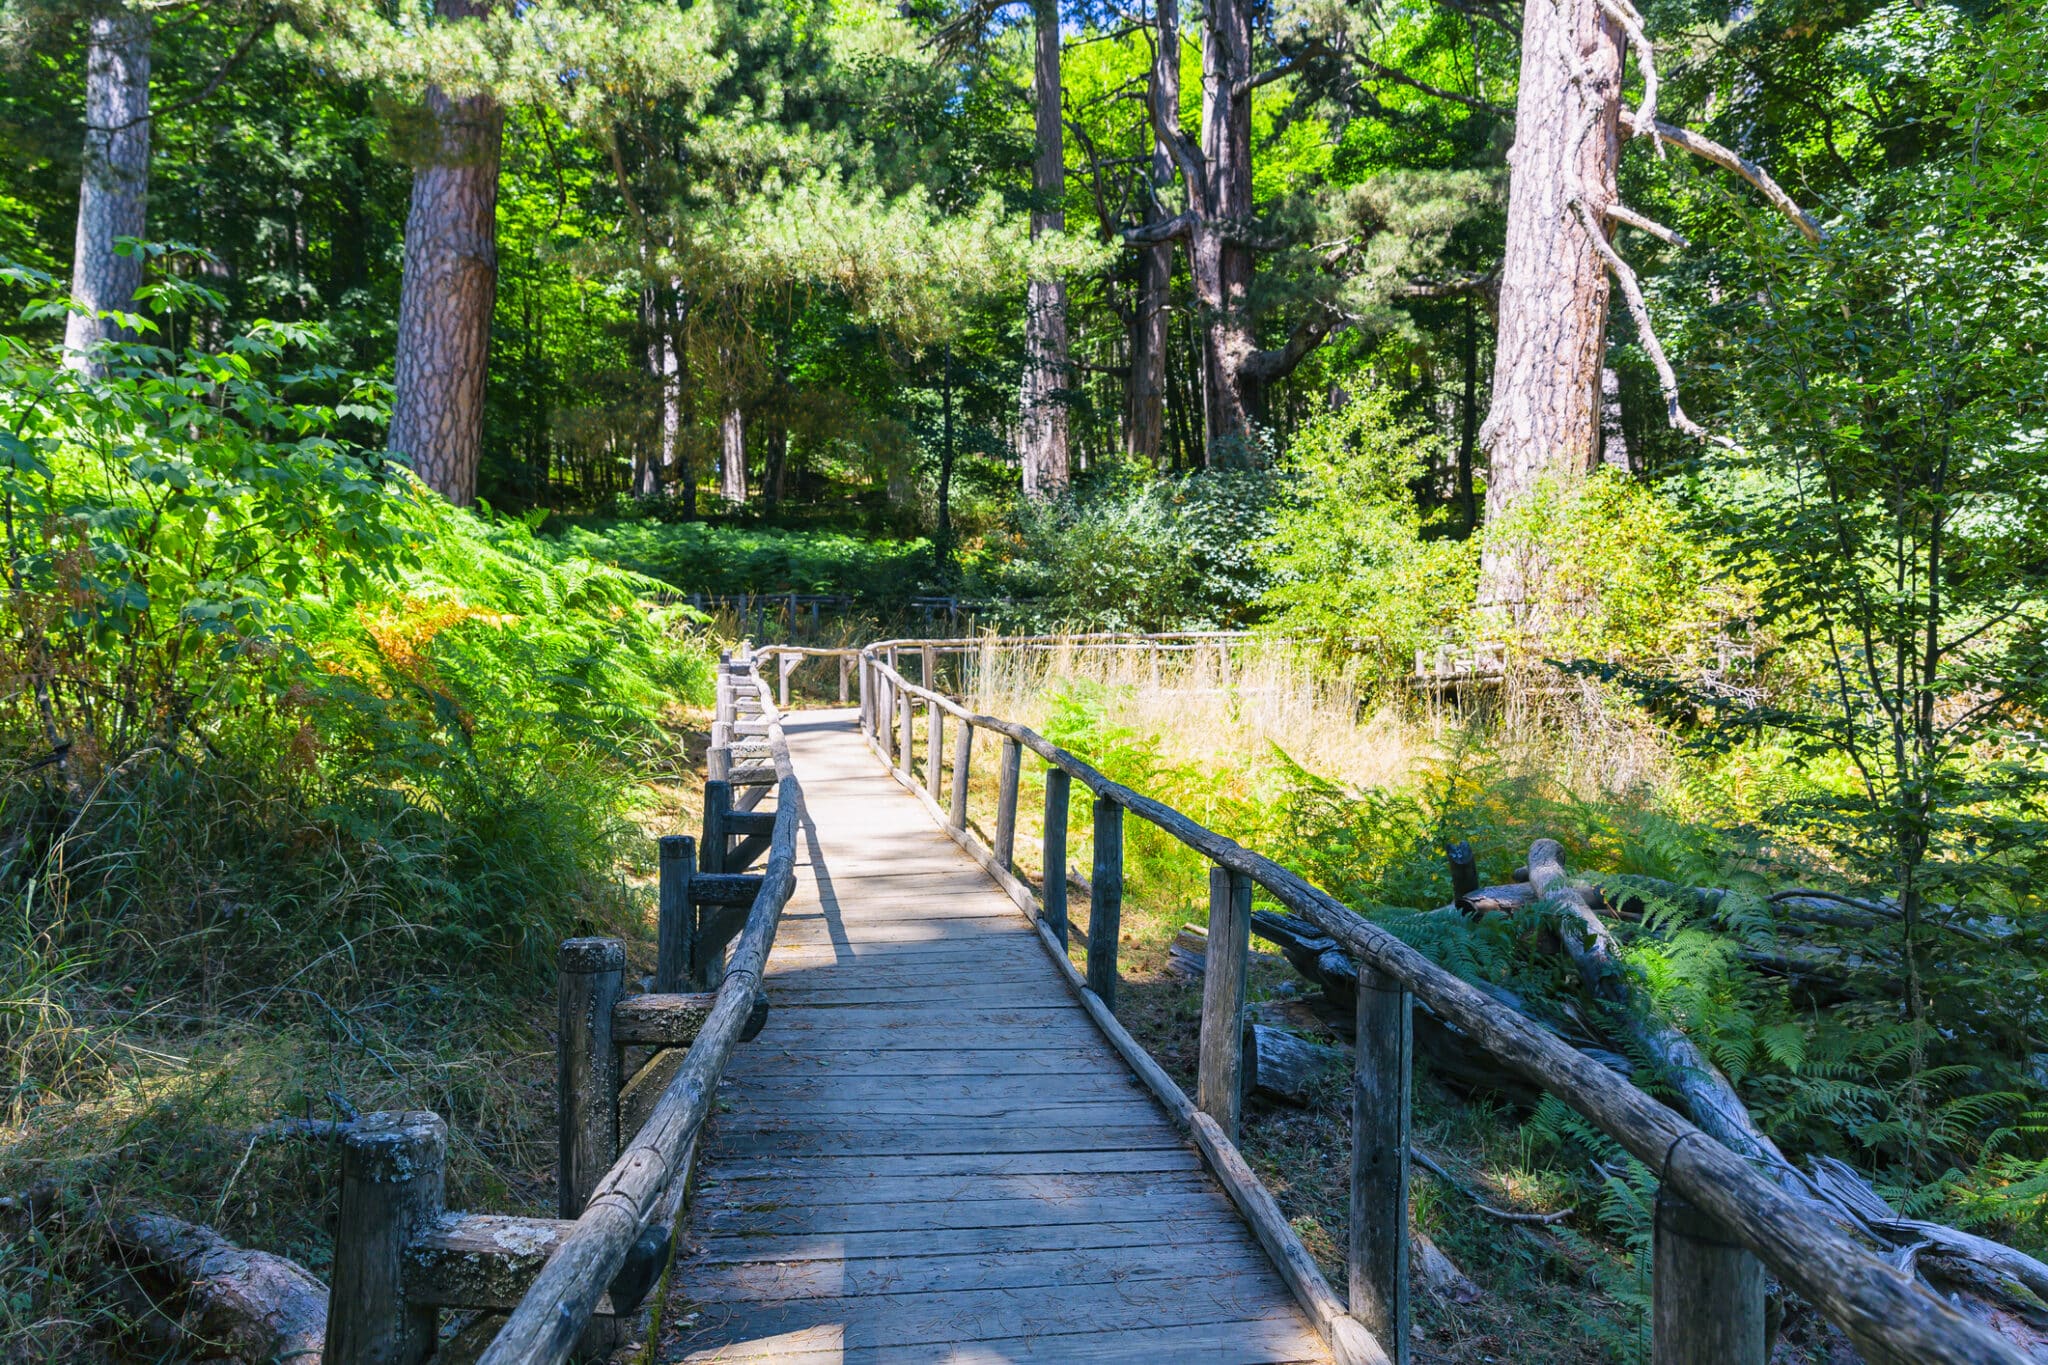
[320,646,802,1365]
[847,633,2022,1365]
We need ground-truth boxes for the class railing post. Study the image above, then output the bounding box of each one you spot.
[707,720,732,784]
[858,655,870,734]
[326,1111,445,1365]
[657,834,695,994]
[778,654,791,708]
[949,719,972,830]
[1198,865,1252,1139]
[1087,795,1123,1010]
[1042,767,1071,947]
[702,778,731,876]
[1447,839,1478,901]
[838,654,850,704]
[1654,1188,1766,1365]
[926,702,944,801]
[994,737,1023,872]
[897,686,915,780]
[558,937,624,1219]
[921,643,936,690]
[1350,961,1413,1365]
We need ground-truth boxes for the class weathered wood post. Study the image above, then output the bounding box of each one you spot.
[949,719,972,830]
[1350,961,1413,1365]
[1654,1188,1766,1365]
[926,701,944,801]
[657,834,695,994]
[1198,866,1252,1139]
[1087,796,1123,1010]
[1042,767,1071,947]
[921,643,936,690]
[897,686,915,781]
[701,779,732,876]
[326,1111,446,1365]
[558,937,624,1220]
[838,654,850,704]
[878,673,895,764]
[858,655,870,735]
[1447,840,1478,901]
[993,737,1023,873]
[707,720,732,784]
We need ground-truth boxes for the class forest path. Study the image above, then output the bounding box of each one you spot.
[656,709,1331,1364]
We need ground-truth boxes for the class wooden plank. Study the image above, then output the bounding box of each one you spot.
[730,1046,1154,1077]
[698,1148,1205,1182]
[696,1188,1239,1237]
[692,1169,1216,1209]
[677,1239,1280,1303]
[674,1310,1327,1364]
[714,1069,1144,1102]
[703,1094,1173,1130]
[683,1215,1273,1266]
[710,1123,1185,1159]
[671,1269,1307,1354]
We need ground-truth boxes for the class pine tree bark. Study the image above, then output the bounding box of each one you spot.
[1195,0,1258,462]
[388,0,503,508]
[1476,0,1624,610]
[65,2,151,376]
[1018,0,1070,499]
[1126,0,1179,465]
[720,400,747,504]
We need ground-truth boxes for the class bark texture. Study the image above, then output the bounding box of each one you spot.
[1195,0,1258,458]
[65,3,151,375]
[1019,0,1070,499]
[388,0,504,508]
[1126,0,1179,465]
[1477,0,1624,608]
[720,401,748,503]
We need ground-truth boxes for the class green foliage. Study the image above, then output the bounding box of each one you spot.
[0,253,410,769]
[1258,386,1475,674]
[555,517,933,601]
[975,464,1276,630]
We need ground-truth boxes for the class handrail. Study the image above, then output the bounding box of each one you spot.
[476,649,802,1365]
[855,637,2021,1365]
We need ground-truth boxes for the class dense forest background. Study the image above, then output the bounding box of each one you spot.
[3,0,2047,1357]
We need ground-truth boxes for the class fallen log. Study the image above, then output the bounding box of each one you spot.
[1530,839,2048,1343]
[1241,1023,1345,1106]
[104,1210,328,1363]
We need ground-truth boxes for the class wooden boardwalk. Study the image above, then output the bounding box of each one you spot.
[659,710,1331,1364]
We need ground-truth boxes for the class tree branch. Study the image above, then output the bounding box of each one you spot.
[1594,0,1661,151]
[1353,55,1510,118]
[1570,197,1716,443]
[1606,202,1689,248]
[1122,211,1195,245]
[1618,108,1824,242]
[1241,304,1342,384]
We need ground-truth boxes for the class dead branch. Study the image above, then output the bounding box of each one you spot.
[1593,0,1662,152]
[1606,201,1689,248]
[1569,198,1713,441]
[1412,1147,1578,1225]
[1618,108,1825,242]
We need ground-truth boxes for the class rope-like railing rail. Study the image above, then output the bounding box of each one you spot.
[320,647,803,1365]
[851,636,2022,1365]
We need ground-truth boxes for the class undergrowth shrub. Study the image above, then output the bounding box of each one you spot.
[0,255,713,1355]
[972,463,1275,630]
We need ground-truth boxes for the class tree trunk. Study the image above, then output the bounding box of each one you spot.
[1195,0,1257,462]
[1476,0,1623,609]
[937,346,957,573]
[65,2,151,376]
[388,0,504,508]
[1127,0,1179,465]
[762,422,786,511]
[1599,363,1630,470]
[1018,0,1070,499]
[1458,298,1480,535]
[720,400,747,504]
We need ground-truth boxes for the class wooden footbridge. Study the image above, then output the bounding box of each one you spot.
[319,638,2021,1365]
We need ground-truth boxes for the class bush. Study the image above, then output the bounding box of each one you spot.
[972,463,1276,629]
[1257,387,1475,676]
[551,518,934,603]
